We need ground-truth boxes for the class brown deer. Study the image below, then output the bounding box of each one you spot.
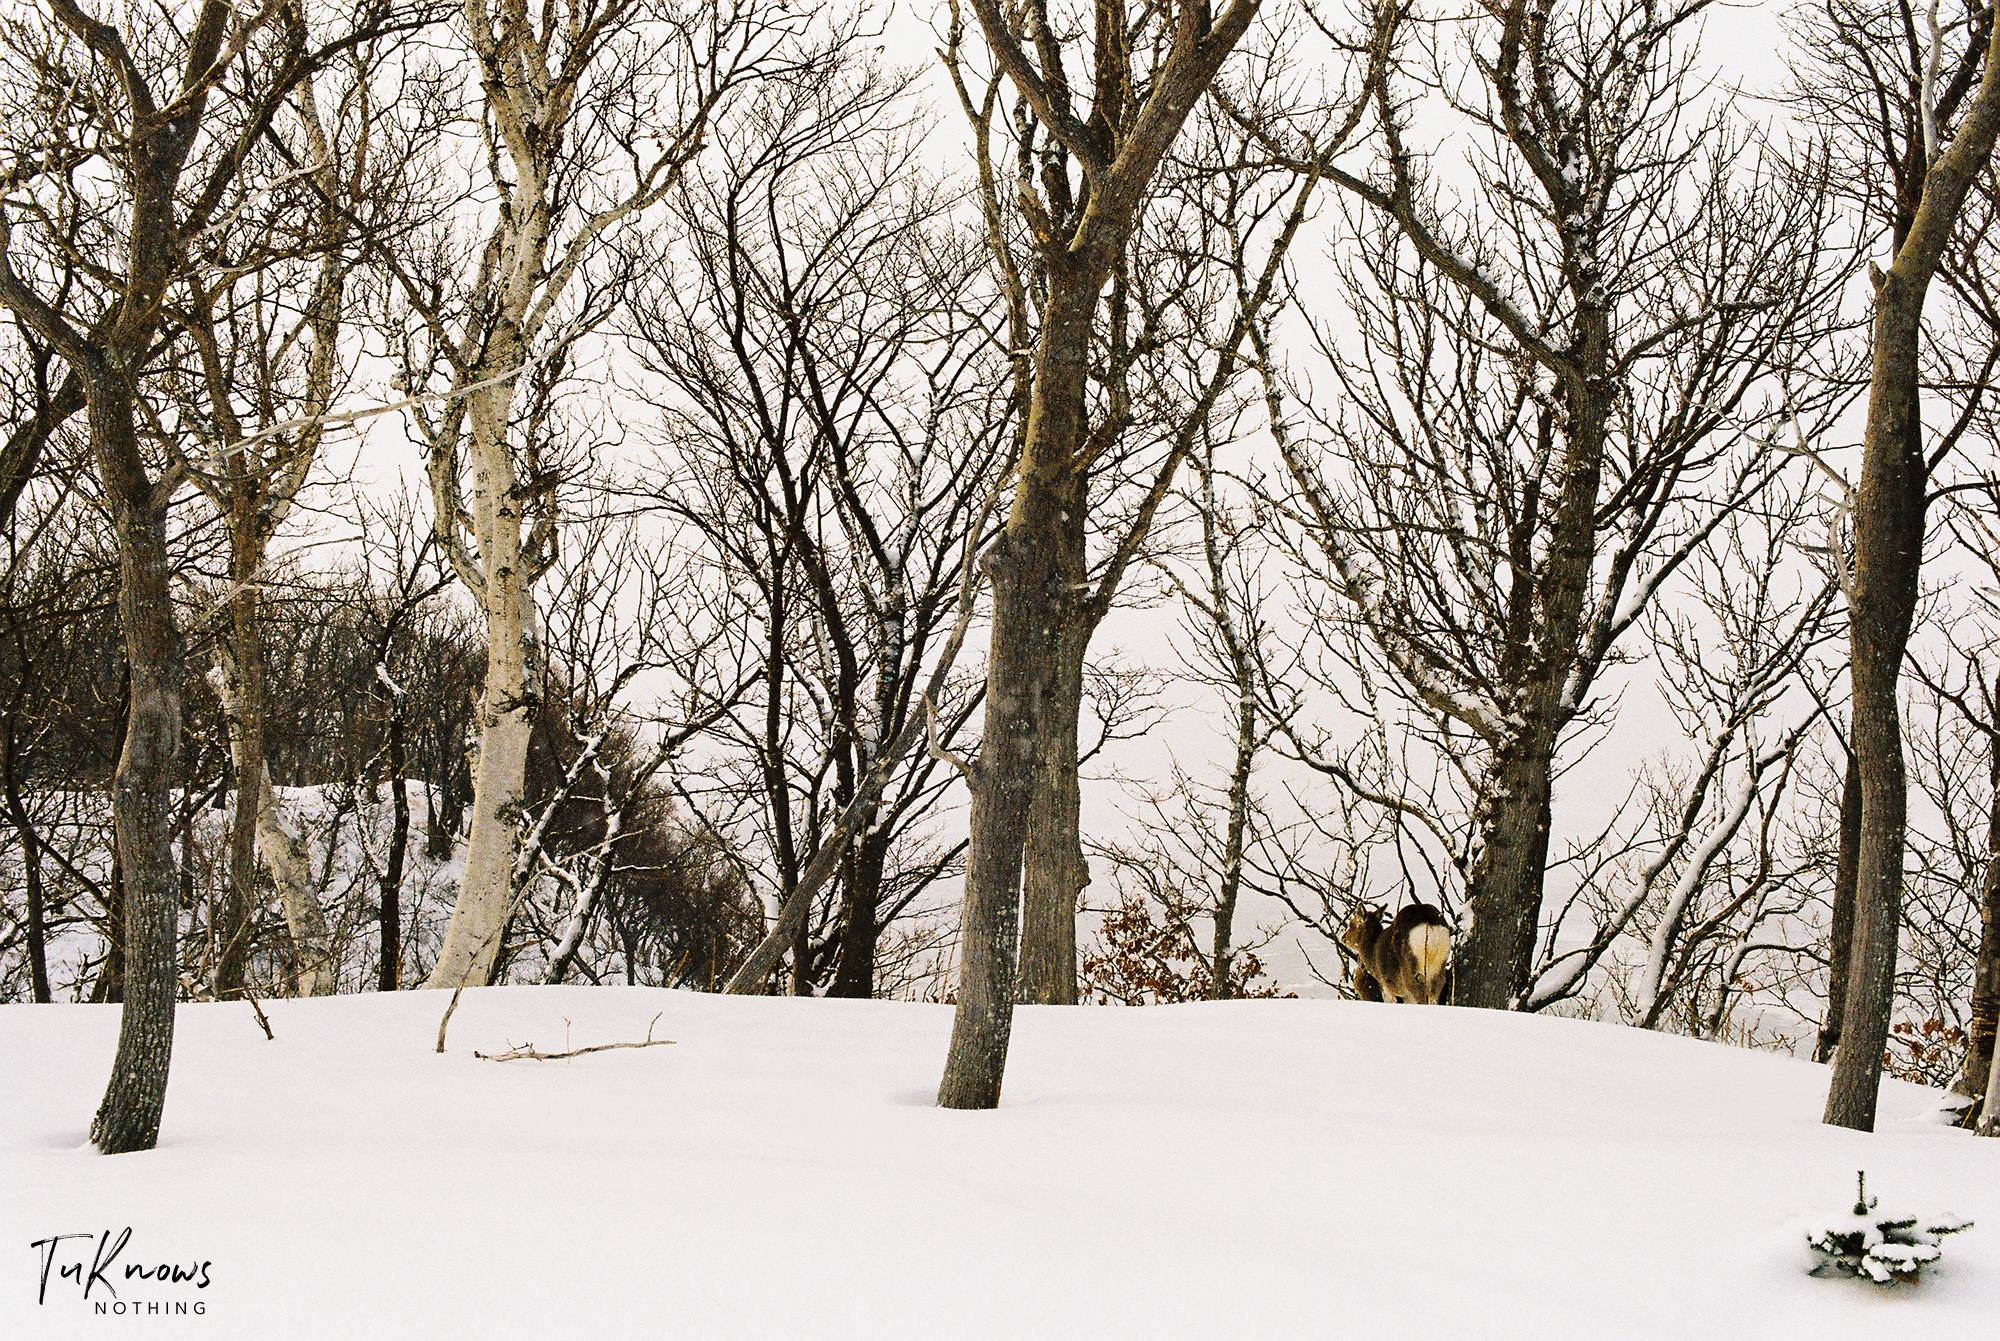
[1341,902,1453,1004]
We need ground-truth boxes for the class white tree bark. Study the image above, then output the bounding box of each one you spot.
[423,371,541,988]
[208,659,337,995]
[413,0,801,988]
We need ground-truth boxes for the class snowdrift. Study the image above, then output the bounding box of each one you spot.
[3,989,1994,1338]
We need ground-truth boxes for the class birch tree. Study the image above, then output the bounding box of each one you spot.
[400,0,813,990]
[174,38,427,998]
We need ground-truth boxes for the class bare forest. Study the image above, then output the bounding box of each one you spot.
[2,0,1999,1147]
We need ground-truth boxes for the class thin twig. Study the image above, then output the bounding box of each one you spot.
[473,1012,675,1061]
[435,983,465,1053]
[245,987,274,1041]
[925,692,976,783]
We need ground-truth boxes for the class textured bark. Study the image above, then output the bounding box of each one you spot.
[213,614,337,996]
[941,0,1264,1104]
[1018,619,1087,1005]
[1826,382,1922,1132]
[90,668,131,1005]
[829,829,890,999]
[1984,1021,2000,1136]
[379,715,410,992]
[939,532,1053,1108]
[217,686,254,999]
[1826,15,2000,1130]
[425,540,536,988]
[1457,743,1557,1008]
[88,379,184,1154]
[1815,752,1863,1064]
[941,263,1097,1106]
[0,0,266,1151]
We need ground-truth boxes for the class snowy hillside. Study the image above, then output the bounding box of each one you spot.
[5,991,1995,1339]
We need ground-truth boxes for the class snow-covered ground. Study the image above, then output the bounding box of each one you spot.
[4,989,1994,1338]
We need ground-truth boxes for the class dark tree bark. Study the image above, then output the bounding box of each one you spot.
[1,9,219,1122]
[380,710,410,992]
[1825,13,2000,1132]
[87,377,186,1154]
[946,0,1352,1016]
[89,665,132,1006]
[3,680,50,1003]
[1816,751,1863,1064]
[1017,618,1089,1005]
[0,0,417,1148]
[936,0,1264,1107]
[828,830,891,998]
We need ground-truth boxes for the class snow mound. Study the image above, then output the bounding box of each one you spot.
[3,990,1993,1339]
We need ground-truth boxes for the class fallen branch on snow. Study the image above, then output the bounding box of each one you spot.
[473,1012,675,1062]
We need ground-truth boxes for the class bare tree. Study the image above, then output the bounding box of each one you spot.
[394,0,815,989]
[931,0,1297,1108]
[1252,0,1853,1009]
[465,510,755,987]
[169,33,434,998]
[1526,490,1842,1022]
[935,8,1377,1011]
[1134,410,1291,998]
[624,52,1000,997]
[0,0,432,1152]
[1807,0,2000,1130]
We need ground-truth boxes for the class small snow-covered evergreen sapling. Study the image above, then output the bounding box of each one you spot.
[1805,1173,1972,1284]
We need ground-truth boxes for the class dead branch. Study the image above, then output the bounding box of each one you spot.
[473,1012,676,1061]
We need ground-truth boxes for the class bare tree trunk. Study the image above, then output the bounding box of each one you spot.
[379,710,409,991]
[1458,744,1556,1008]
[939,0,1265,1104]
[90,666,131,1005]
[425,472,537,988]
[214,607,337,996]
[829,829,889,998]
[1816,751,1862,1063]
[218,674,254,998]
[88,379,183,1154]
[3,699,51,1003]
[1455,315,1613,1008]
[942,266,1097,1106]
[1018,621,1087,1005]
[1210,673,1258,1001]
[939,530,1056,1107]
[1826,16,2000,1129]
[0,581,53,1002]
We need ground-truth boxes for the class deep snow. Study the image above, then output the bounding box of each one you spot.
[4,989,1995,1338]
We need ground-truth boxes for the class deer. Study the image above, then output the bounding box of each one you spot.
[1341,902,1453,1004]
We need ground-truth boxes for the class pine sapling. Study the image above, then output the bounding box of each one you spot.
[1805,1171,1972,1284]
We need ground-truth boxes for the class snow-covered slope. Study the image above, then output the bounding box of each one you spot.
[3,990,1993,1338]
